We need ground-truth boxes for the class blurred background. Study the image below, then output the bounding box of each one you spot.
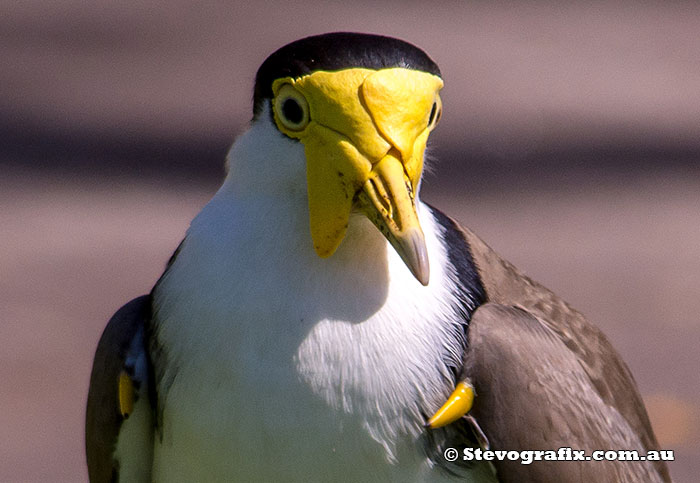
[1,1,699,481]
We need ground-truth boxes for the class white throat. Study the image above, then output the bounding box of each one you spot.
[151,114,471,480]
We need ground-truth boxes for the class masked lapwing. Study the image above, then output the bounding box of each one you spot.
[86,32,671,482]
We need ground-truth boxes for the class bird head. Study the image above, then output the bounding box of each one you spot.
[253,33,443,285]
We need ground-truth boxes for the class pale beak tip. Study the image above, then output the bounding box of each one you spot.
[403,228,430,286]
[414,262,430,286]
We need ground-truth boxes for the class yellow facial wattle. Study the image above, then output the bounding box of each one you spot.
[271,67,443,285]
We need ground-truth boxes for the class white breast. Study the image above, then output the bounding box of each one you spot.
[148,121,483,482]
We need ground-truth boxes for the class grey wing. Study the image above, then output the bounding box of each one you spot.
[86,295,155,483]
[463,303,671,483]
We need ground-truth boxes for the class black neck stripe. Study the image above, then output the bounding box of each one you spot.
[253,32,441,116]
[427,204,486,371]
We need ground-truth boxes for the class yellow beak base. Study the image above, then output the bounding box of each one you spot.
[356,150,429,285]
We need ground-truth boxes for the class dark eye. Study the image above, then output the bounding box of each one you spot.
[428,97,442,129]
[282,99,303,125]
[274,84,310,132]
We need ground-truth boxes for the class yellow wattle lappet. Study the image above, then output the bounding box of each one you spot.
[271,68,443,285]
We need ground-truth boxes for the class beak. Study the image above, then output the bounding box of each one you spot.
[356,149,429,285]
[271,68,443,285]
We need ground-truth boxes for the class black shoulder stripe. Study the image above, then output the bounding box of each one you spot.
[422,205,488,475]
[253,32,441,116]
[428,204,486,322]
[428,203,486,375]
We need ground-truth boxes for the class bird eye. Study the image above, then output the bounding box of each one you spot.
[274,84,310,131]
[428,97,442,129]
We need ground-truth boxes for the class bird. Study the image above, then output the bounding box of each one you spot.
[86,32,671,482]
